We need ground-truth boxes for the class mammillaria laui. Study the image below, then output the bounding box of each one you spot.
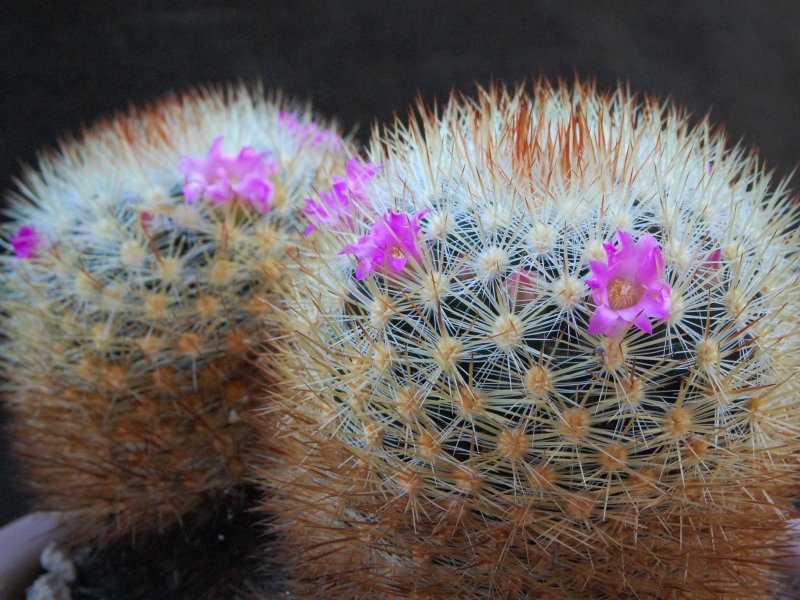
[257,82,800,598]
[0,85,350,546]
[1,79,798,600]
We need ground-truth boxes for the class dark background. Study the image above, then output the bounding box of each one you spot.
[2,0,799,527]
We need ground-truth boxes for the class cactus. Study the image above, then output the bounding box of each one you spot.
[0,84,351,543]
[258,82,800,598]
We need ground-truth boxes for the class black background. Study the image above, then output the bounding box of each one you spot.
[2,0,799,527]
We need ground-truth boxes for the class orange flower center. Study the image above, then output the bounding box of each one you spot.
[390,246,404,259]
[607,277,641,310]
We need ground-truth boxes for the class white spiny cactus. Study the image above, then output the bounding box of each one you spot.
[0,84,351,541]
[259,82,800,599]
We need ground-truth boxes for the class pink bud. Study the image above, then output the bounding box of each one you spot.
[10,226,43,259]
[697,248,722,288]
[506,269,542,311]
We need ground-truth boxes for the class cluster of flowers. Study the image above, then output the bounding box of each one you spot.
[177,136,278,213]
[303,156,437,281]
[305,160,673,338]
[11,139,674,341]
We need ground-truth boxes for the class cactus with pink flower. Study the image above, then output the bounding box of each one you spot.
[0,85,351,545]
[257,82,800,599]
[1,80,799,600]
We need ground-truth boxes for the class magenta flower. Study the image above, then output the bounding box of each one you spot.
[177,137,278,213]
[585,231,671,336]
[279,111,342,149]
[342,157,380,196]
[341,209,430,280]
[304,182,351,235]
[304,157,381,235]
[10,226,42,259]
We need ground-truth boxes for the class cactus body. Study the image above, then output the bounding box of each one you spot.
[0,85,350,542]
[259,83,800,598]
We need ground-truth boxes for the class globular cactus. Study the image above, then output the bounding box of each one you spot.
[259,82,800,598]
[0,84,351,543]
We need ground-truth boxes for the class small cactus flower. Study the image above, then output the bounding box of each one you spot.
[279,110,342,149]
[10,226,42,259]
[340,208,430,279]
[304,157,380,235]
[177,136,278,212]
[341,156,381,196]
[585,230,671,336]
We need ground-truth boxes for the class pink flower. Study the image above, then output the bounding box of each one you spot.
[341,158,380,196]
[304,182,351,235]
[585,231,671,337]
[278,111,303,132]
[304,157,381,235]
[341,209,431,280]
[177,137,278,213]
[10,226,42,259]
[279,111,342,149]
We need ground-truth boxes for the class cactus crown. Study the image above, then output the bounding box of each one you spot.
[2,87,344,382]
[262,83,800,597]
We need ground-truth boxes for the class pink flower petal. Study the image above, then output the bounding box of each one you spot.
[635,233,660,255]
[233,174,275,213]
[587,260,611,285]
[634,312,653,334]
[587,305,622,336]
[636,249,661,283]
[616,230,635,249]
[615,304,644,321]
[10,226,42,259]
[639,286,671,319]
[177,137,276,212]
[602,241,618,260]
